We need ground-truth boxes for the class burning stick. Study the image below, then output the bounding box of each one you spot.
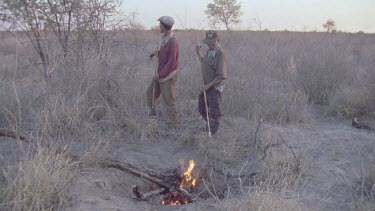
[132,186,166,200]
[177,187,196,202]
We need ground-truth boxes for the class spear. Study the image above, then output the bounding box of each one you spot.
[151,39,161,115]
[196,32,211,139]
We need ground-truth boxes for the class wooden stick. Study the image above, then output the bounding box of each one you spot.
[203,91,212,138]
[196,32,202,63]
[151,40,161,115]
[100,159,172,189]
[196,32,211,139]
[253,118,263,147]
[0,128,27,141]
[177,187,196,202]
[132,186,166,200]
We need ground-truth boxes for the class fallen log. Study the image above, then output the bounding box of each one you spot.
[352,118,374,131]
[0,128,27,141]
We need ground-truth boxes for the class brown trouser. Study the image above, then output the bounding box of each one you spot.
[198,87,222,134]
[146,74,179,127]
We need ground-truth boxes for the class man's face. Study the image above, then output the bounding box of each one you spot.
[208,40,219,50]
[159,23,165,33]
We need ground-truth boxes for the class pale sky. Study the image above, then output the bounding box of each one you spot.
[123,0,375,32]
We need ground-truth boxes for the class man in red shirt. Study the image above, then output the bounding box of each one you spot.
[146,16,179,128]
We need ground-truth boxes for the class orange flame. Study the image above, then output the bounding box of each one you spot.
[162,159,197,205]
[180,160,196,188]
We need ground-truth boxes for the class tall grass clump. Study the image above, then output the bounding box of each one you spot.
[1,144,78,210]
[328,38,375,118]
[219,137,307,211]
[328,85,375,118]
[294,35,351,105]
[348,165,375,210]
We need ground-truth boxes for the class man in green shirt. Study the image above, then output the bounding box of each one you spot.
[195,31,227,135]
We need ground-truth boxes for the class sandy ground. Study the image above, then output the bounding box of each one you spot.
[271,116,375,210]
[61,112,374,210]
[1,112,374,210]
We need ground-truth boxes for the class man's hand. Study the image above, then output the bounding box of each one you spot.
[149,50,158,59]
[195,45,201,55]
[200,84,211,91]
[153,73,159,81]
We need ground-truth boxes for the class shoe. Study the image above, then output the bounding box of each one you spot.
[210,120,220,135]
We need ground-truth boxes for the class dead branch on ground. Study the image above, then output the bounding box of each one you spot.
[0,128,27,141]
[352,118,374,131]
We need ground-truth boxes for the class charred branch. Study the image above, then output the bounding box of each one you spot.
[132,186,166,200]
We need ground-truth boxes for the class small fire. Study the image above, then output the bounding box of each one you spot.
[162,192,189,205]
[162,159,197,205]
[180,160,197,189]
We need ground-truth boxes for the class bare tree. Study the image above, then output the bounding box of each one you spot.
[205,0,242,30]
[1,0,52,79]
[42,0,77,56]
[0,0,132,79]
[323,19,336,32]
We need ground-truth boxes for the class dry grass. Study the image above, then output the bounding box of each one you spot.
[329,84,375,118]
[202,135,308,211]
[349,165,375,210]
[0,144,78,210]
[222,190,303,211]
[259,141,306,191]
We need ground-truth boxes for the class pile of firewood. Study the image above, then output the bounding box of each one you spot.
[100,159,197,204]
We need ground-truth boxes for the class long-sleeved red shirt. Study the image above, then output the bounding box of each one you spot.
[158,36,179,80]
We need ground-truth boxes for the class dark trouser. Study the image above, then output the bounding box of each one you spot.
[146,74,179,127]
[198,88,222,134]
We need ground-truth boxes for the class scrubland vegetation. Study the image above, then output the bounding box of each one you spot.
[0,29,374,210]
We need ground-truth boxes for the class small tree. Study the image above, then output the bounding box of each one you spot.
[323,19,336,32]
[205,0,242,30]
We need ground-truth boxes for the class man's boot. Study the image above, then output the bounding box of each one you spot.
[210,119,220,135]
[148,107,156,116]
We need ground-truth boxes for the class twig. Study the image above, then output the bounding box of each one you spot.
[281,138,299,164]
[201,177,221,205]
[132,186,166,200]
[253,118,263,148]
[257,137,284,162]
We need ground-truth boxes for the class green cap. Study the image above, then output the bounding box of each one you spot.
[203,30,219,46]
